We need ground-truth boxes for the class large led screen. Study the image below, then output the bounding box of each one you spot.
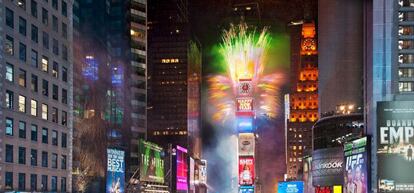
[344,137,369,193]
[239,133,255,156]
[237,116,254,133]
[139,140,165,183]
[176,145,188,191]
[106,148,125,193]
[377,101,414,193]
[278,181,304,193]
[239,156,255,186]
[312,147,344,187]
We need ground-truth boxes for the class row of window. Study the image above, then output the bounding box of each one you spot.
[5,144,67,170]
[4,171,66,192]
[8,0,68,23]
[5,118,68,147]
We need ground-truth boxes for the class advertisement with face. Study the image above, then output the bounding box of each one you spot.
[239,133,255,156]
[344,137,369,193]
[139,140,165,183]
[377,101,414,193]
[312,147,344,187]
[277,181,304,193]
[303,157,314,193]
[106,148,125,193]
[177,145,189,191]
[239,156,255,186]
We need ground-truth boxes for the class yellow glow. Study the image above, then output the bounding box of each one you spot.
[161,58,179,63]
[333,186,342,193]
[130,29,136,36]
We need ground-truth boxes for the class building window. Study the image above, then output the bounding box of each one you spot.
[62,44,68,60]
[62,22,67,39]
[19,17,26,36]
[30,149,37,166]
[6,118,13,136]
[61,177,66,192]
[6,63,14,82]
[62,67,68,82]
[5,36,14,55]
[41,56,48,72]
[62,1,67,17]
[52,130,58,146]
[399,81,414,92]
[42,128,48,144]
[6,8,14,28]
[42,8,48,25]
[52,85,58,100]
[6,90,14,109]
[17,0,26,9]
[41,151,48,167]
[31,124,38,141]
[31,0,37,17]
[51,176,57,191]
[5,172,13,190]
[62,88,67,104]
[53,39,59,55]
[18,173,25,190]
[61,133,67,148]
[6,144,13,163]
[52,62,58,78]
[42,79,48,96]
[52,0,58,9]
[19,43,26,62]
[30,50,38,68]
[19,121,26,139]
[30,174,37,191]
[18,69,26,87]
[31,25,38,43]
[18,95,26,113]
[41,175,47,191]
[52,107,58,123]
[42,31,49,49]
[31,74,38,92]
[61,155,67,169]
[18,147,26,164]
[399,68,414,78]
[62,111,67,126]
[51,153,57,168]
[52,15,58,32]
[31,99,37,116]
[41,104,48,120]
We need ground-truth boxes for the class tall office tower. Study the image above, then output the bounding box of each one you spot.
[72,0,111,192]
[286,22,318,180]
[147,0,202,159]
[1,0,73,192]
[105,0,148,179]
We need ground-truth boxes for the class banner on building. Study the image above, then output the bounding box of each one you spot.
[106,148,125,193]
[377,101,414,193]
[238,79,253,96]
[239,133,255,156]
[277,181,304,193]
[344,137,370,193]
[139,140,165,183]
[176,145,189,191]
[236,98,254,112]
[312,147,344,187]
[239,156,255,186]
[239,185,254,193]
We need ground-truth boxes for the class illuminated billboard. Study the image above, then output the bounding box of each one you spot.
[139,140,165,183]
[239,133,255,156]
[176,145,188,191]
[239,186,254,193]
[199,159,207,184]
[238,80,253,96]
[106,148,125,193]
[344,137,369,193]
[312,147,344,187]
[237,116,254,133]
[377,101,414,193]
[239,156,255,186]
[236,98,254,112]
[303,157,314,193]
[83,56,98,81]
[277,181,304,193]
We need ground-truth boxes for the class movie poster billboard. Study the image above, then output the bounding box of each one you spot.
[139,140,165,183]
[239,156,255,186]
[344,137,370,193]
[106,148,125,193]
[377,101,414,193]
[239,133,255,156]
[303,157,314,193]
[277,181,304,193]
[177,145,189,191]
[312,147,344,187]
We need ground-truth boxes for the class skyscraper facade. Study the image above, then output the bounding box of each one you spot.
[1,0,73,191]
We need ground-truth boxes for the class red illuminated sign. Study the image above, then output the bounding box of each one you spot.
[236,98,253,112]
[239,156,255,186]
[238,80,252,96]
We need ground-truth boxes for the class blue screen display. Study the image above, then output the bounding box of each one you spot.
[106,149,125,193]
[239,186,254,193]
[278,181,304,193]
[237,116,254,132]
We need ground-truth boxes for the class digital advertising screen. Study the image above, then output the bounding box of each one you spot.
[237,116,254,133]
[238,79,253,96]
[377,101,414,193]
[139,140,165,183]
[239,186,254,193]
[303,157,314,193]
[199,159,207,184]
[344,137,369,193]
[239,156,255,186]
[277,181,304,193]
[106,148,125,193]
[312,147,344,187]
[239,133,255,156]
[236,98,254,112]
[176,145,189,191]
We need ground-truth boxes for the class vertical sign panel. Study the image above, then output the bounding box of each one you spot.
[177,145,189,191]
[106,148,125,193]
[239,156,255,186]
